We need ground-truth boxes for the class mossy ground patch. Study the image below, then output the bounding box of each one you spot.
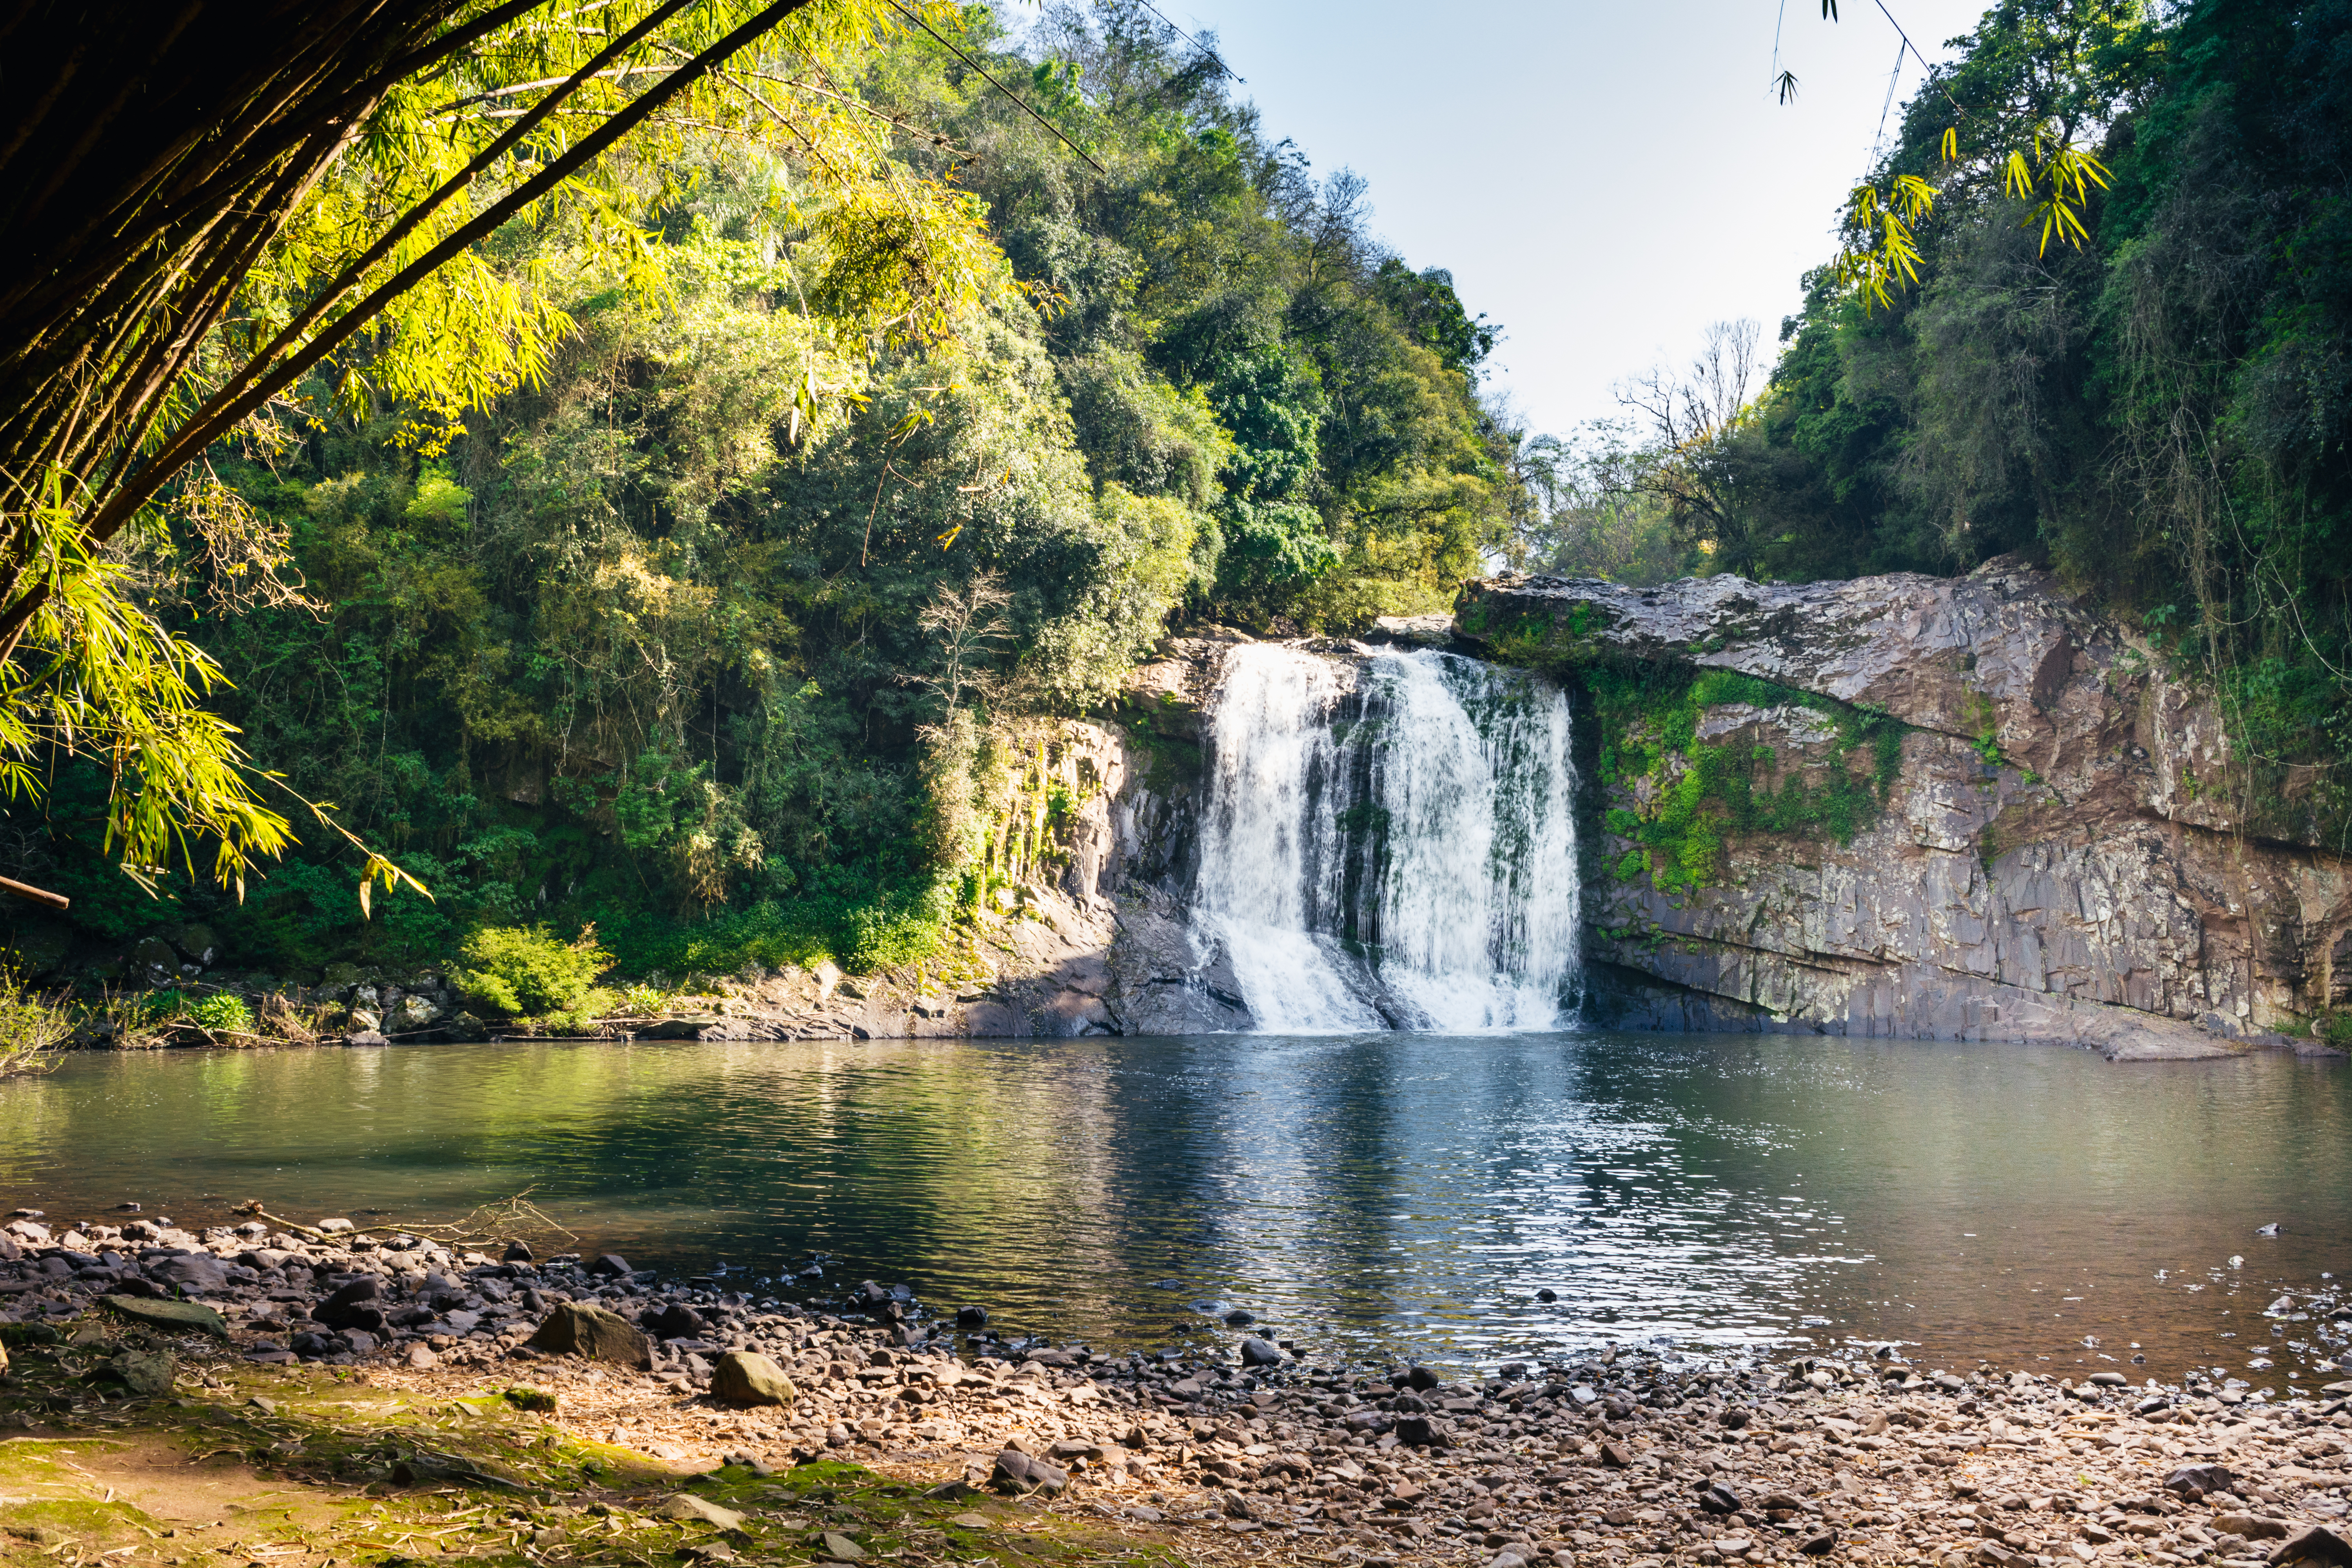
[0,1319,1183,1568]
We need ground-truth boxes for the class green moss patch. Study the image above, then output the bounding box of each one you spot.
[0,1319,1178,1568]
[1588,665,1909,891]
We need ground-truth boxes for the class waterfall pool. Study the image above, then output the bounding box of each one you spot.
[5,1029,2347,1384]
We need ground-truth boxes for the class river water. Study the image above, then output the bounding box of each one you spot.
[4,1031,2347,1388]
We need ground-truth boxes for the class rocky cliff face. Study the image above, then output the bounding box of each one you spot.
[1459,559,2350,1060]
[885,632,1256,1040]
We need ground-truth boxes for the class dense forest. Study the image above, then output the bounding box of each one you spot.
[5,0,2346,987]
[2,1,1516,982]
[1639,0,2352,849]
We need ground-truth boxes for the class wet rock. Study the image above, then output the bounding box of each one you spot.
[585,1253,633,1279]
[1238,1336,1284,1367]
[709,1351,797,1407]
[956,1305,988,1327]
[524,1302,652,1369]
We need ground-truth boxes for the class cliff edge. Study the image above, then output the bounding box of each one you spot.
[1458,558,2350,1061]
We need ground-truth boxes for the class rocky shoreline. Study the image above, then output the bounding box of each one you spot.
[8,1212,2352,1568]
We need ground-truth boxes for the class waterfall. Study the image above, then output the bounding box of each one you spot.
[1193,642,1581,1033]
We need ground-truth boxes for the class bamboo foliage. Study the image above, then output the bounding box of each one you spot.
[0,0,1002,898]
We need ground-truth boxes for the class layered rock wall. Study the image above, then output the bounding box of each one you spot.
[1459,559,2350,1060]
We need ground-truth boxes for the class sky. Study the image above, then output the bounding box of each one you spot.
[1116,0,1999,438]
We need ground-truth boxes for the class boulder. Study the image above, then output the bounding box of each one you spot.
[2216,1515,2294,1541]
[314,1276,383,1329]
[165,923,219,966]
[1392,1416,1447,1448]
[524,1302,652,1368]
[2273,1527,2352,1568]
[90,1348,176,1397]
[129,935,179,982]
[647,1302,705,1339]
[152,1254,228,1293]
[708,1350,798,1407]
[386,994,441,1032]
[991,1447,1067,1495]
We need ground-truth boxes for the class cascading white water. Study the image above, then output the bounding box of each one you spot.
[1192,646,1385,1031]
[1192,642,1581,1033]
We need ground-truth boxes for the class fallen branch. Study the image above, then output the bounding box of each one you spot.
[233,1188,577,1251]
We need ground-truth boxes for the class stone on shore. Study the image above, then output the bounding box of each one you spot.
[708,1350,797,1407]
[991,1446,1067,1495]
[90,1348,175,1396]
[525,1301,652,1368]
[99,1294,228,1338]
[2274,1526,2352,1568]
[655,1494,746,1530]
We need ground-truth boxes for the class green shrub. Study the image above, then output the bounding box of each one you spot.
[453,925,616,1029]
[187,993,254,1034]
[0,973,73,1075]
[599,872,954,978]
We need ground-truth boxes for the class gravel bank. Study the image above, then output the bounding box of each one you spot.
[8,1213,2352,1568]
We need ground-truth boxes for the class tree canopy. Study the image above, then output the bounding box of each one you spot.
[1643,0,2352,848]
[0,0,996,900]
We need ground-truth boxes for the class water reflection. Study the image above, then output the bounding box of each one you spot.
[2,1031,2346,1386]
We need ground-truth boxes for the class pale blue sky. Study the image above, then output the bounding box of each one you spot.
[1118,0,1997,436]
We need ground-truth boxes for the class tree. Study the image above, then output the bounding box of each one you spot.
[1617,319,1770,573]
[0,0,995,901]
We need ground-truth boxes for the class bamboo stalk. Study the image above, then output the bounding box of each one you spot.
[0,873,67,909]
